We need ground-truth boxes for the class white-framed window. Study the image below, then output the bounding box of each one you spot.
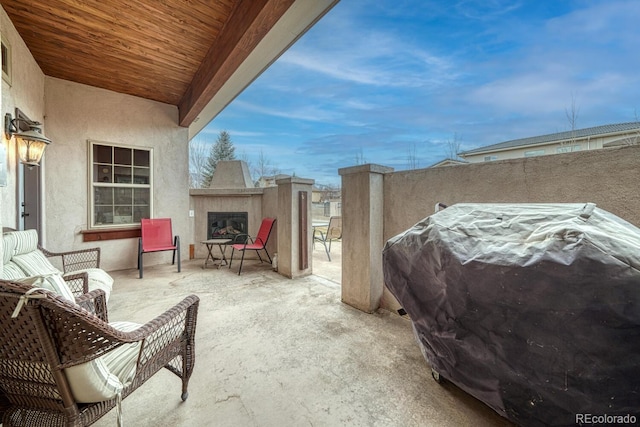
[1,34,12,85]
[483,155,497,162]
[524,149,545,157]
[88,140,153,228]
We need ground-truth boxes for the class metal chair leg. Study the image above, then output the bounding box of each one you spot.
[229,248,235,269]
[177,239,181,272]
[322,241,331,261]
[238,250,246,275]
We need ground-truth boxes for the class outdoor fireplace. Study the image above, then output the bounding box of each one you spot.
[208,212,248,242]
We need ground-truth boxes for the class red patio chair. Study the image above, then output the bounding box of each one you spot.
[228,218,276,275]
[138,218,180,278]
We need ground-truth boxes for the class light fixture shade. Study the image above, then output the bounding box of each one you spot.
[16,130,51,166]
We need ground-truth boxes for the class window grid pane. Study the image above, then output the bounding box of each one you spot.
[114,147,132,165]
[114,166,132,183]
[134,149,150,167]
[91,142,152,228]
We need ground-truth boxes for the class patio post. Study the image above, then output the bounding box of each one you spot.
[275,176,314,278]
[339,164,394,313]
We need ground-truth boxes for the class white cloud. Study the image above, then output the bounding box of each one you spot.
[461,0,640,119]
[231,100,343,123]
[197,127,265,139]
[455,0,523,20]
[278,15,458,90]
[201,0,640,182]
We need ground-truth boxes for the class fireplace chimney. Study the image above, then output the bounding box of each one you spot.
[209,160,254,189]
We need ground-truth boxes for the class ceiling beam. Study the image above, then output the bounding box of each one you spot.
[178,0,295,127]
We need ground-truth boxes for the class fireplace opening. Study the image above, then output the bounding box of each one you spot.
[208,212,248,243]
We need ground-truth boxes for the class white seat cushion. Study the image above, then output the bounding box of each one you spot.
[8,229,39,255]
[66,268,114,301]
[11,250,61,276]
[2,232,17,264]
[65,321,142,403]
[1,261,27,280]
[14,274,76,302]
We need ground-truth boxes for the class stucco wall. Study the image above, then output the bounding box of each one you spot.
[0,7,46,230]
[188,186,281,270]
[190,191,265,259]
[342,146,640,313]
[275,178,313,278]
[262,185,279,258]
[379,145,640,311]
[44,77,189,271]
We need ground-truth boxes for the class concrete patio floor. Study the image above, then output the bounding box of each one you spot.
[92,244,513,427]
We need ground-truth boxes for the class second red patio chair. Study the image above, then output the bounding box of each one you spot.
[138,218,181,278]
[228,217,276,275]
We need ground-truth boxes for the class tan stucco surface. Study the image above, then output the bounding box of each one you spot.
[190,191,267,260]
[0,8,46,230]
[275,177,314,278]
[339,164,392,312]
[341,146,640,313]
[384,145,640,239]
[43,78,190,271]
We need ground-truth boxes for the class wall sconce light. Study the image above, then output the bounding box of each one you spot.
[4,112,52,167]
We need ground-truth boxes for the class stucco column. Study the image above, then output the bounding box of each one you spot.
[339,164,394,313]
[275,176,314,279]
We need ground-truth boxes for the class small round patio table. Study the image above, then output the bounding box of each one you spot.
[200,238,232,268]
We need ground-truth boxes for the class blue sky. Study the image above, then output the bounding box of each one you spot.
[196,0,640,187]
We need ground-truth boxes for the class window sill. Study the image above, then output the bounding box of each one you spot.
[81,227,141,242]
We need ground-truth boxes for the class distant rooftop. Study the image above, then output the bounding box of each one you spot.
[428,158,469,168]
[460,122,640,156]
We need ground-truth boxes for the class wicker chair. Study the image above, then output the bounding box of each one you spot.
[39,245,101,295]
[1,228,106,297]
[0,280,199,426]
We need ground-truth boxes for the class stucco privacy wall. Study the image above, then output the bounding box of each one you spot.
[275,177,313,278]
[44,77,190,271]
[341,145,640,313]
[262,185,279,259]
[190,190,266,260]
[189,182,312,276]
[0,7,46,230]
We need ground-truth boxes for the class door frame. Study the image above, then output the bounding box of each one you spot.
[13,108,44,242]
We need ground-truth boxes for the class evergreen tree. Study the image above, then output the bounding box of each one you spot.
[203,131,236,187]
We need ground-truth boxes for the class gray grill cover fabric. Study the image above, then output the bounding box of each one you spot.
[382,203,640,426]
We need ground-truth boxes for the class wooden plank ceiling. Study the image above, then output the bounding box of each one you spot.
[0,0,295,127]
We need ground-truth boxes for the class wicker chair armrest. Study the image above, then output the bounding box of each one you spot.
[124,295,198,334]
[133,295,199,360]
[75,289,109,322]
[48,295,199,368]
[39,245,101,273]
[62,271,90,296]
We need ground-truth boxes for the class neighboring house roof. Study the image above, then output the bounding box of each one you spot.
[459,122,640,156]
[0,0,339,135]
[603,135,640,147]
[428,158,468,168]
